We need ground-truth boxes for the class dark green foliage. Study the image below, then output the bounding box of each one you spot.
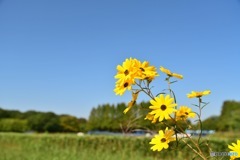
[200,101,240,131]
[0,108,87,133]
[27,112,62,132]
[0,108,23,119]
[87,103,128,131]
[87,102,149,132]
[78,118,87,132]
[201,116,219,130]
[217,101,240,131]
[87,101,191,132]
[0,118,29,132]
[59,115,82,132]
[1,100,240,133]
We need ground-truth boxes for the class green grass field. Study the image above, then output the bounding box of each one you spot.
[0,133,156,160]
[0,132,239,160]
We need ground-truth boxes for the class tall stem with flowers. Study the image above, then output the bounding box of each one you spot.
[114,57,215,159]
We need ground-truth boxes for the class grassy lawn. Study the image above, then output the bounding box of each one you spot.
[0,133,157,160]
[0,132,239,160]
[206,131,240,140]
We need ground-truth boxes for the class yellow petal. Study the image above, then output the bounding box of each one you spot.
[123,107,130,114]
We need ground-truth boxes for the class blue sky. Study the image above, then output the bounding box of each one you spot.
[0,0,240,120]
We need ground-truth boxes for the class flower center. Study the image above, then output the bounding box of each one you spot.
[124,82,129,88]
[124,70,129,76]
[196,92,202,97]
[185,112,189,115]
[160,105,167,111]
[140,67,145,72]
[161,138,166,143]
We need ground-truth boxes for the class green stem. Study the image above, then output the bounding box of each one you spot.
[182,139,207,160]
[135,81,154,100]
[198,98,203,144]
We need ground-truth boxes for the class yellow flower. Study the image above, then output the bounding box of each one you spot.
[150,127,176,152]
[114,57,137,80]
[160,66,183,79]
[149,94,177,122]
[114,78,135,95]
[114,58,159,96]
[136,61,158,82]
[187,90,211,98]
[176,106,196,121]
[123,91,139,114]
[114,58,138,95]
[228,140,240,160]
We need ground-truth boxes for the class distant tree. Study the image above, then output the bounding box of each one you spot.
[0,118,29,132]
[87,102,165,132]
[201,116,219,130]
[87,108,98,131]
[217,101,240,131]
[59,115,80,132]
[0,108,22,119]
[0,108,86,133]
[27,112,61,132]
[0,108,9,118]
[78,118,87,132]
[23,110,39,119]
[87,103,129,131]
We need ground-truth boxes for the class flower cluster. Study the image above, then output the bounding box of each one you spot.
[114,58,240,160]
[114,58,158,96]
[114,58,212,152]
[113,57,240,160]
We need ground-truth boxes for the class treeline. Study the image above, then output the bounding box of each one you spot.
[87,102,190,132]
[1,100,239,133]
[87,102,153,132]
[201,100,240,131]
[87,100,240,132]
[0,102,190,133]
[0,108,87,133]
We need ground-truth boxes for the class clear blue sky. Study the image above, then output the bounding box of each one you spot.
[0,0,240,120]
